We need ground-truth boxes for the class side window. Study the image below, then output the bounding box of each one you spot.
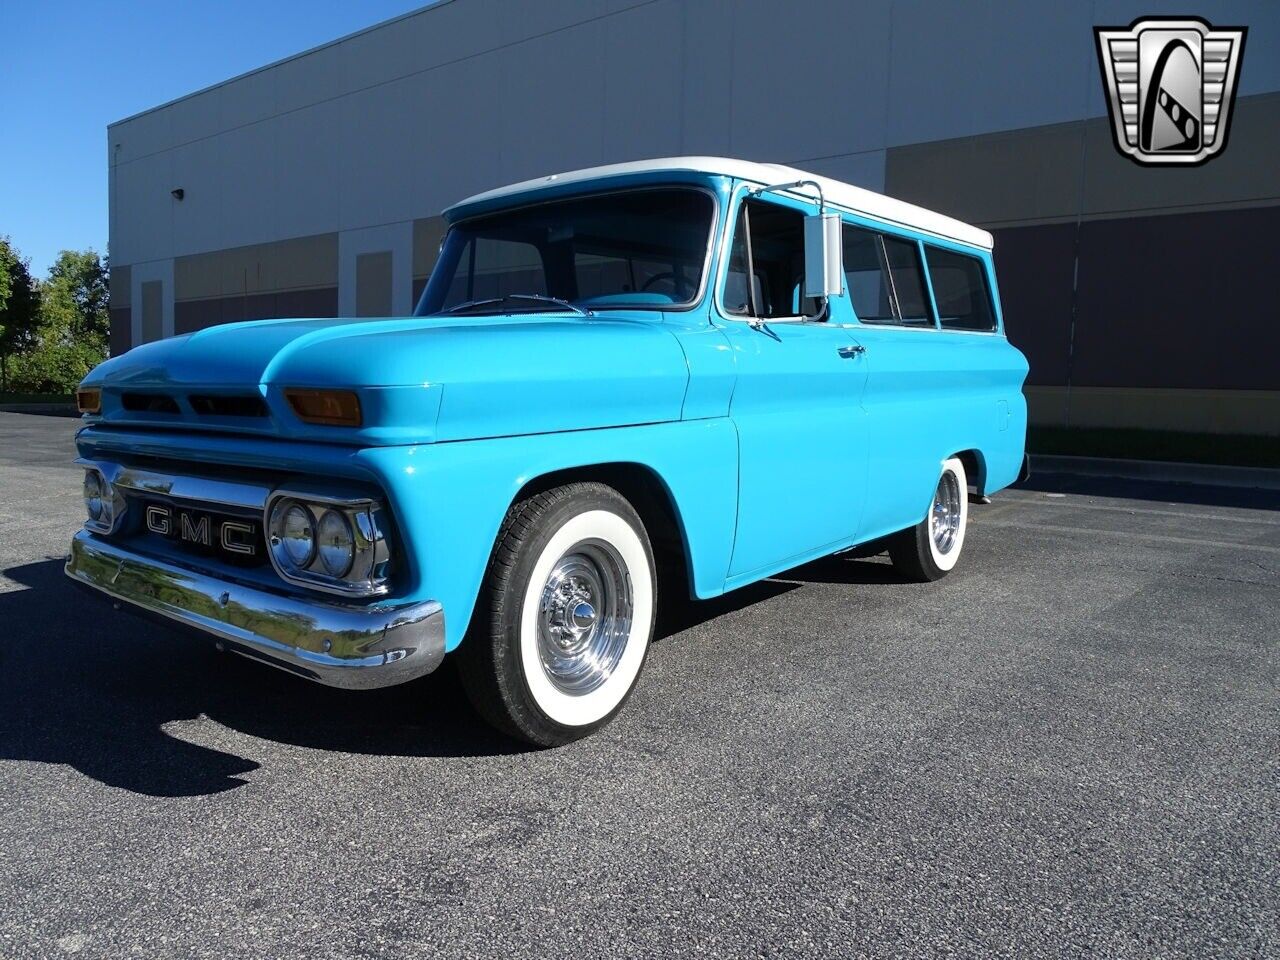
[723,199,821,319]
[842,225,934,326]
[925,246,996,331]
[842,227,895,322]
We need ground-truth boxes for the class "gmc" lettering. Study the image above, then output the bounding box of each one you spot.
[145,505,257,557]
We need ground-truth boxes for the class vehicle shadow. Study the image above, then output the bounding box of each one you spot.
[0,556,798,797]
[0,558,518,797]
[777,552,906,586]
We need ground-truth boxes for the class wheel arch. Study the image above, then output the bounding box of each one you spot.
[508,461,696,606]
[951,448,988,497]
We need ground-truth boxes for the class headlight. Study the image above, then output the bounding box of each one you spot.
[82,468,119,532]
[266,493,390,597]
[274,502,316,568]
[83,471,104,521]
[316,509,354,577]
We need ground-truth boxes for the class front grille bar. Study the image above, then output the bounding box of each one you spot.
[74,458,269,511]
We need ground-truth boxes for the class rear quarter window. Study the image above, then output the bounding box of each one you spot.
[925,247,997,332]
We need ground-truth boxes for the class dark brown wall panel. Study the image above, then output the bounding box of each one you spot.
[991,223,1077,386]
[108,308,131,356]
[1073,206,1280,390]
[175,287,339,335]
[991,207,1279,391]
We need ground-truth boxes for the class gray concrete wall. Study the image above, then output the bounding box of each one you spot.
[106,0,1280,436]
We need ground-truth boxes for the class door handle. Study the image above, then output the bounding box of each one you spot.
[836,344,865,359]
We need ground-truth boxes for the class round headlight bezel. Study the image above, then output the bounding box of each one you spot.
[83,470,104,522]
[316,509,355,578]
[265,492,391,597]
[273,501,317,569]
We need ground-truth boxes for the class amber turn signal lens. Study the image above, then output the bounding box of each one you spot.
[76,389,101,414]
[285,389,362,427]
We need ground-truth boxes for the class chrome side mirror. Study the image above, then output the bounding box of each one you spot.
[804,212,844,299]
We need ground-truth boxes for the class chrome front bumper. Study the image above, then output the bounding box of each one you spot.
[65,530,445,689]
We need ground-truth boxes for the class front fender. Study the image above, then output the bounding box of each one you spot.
[356,419,739,651]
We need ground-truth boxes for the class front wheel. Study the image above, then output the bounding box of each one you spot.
[457,482,656,746]
[888,456,969,582]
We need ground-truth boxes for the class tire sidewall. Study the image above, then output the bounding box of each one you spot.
[500,489,655,738]
[926,456,969,573]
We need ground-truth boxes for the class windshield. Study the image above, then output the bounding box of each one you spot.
[415,188,715,316]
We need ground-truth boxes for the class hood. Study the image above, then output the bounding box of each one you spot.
[82,313,692,445]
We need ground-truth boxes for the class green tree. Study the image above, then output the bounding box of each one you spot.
[43,249,109,345]
[0,237,41,392]
[13,248,111,394]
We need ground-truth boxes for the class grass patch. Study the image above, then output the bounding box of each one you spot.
[1029,426,1280,469]
[0,392,75,405]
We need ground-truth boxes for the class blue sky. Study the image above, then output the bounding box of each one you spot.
[3,0,430,278]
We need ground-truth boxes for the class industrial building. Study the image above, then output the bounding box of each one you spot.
[106,0,1280,437]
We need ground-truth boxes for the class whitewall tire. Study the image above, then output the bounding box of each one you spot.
[457,482,656,746]
[888,456,970,582]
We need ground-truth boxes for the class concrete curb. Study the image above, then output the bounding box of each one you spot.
[0,403,78,416]
[1030,454,1280,491]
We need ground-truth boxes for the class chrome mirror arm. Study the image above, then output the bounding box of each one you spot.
[748,179,827,215]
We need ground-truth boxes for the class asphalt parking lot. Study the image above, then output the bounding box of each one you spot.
[0,411,1276,959]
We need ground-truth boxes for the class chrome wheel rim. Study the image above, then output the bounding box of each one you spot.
[930,470,962,555]
[536,539,633,695]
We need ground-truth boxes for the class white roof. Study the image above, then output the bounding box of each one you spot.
[447,156,993,250]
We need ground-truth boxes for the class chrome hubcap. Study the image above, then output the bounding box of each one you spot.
[930,471,962,555]
[537,539,633,695]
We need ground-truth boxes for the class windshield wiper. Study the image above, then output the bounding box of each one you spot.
[445,297,504,314]
[446,293,593,317]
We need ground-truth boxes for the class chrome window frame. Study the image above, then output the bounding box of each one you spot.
[712,184,830,326]
[920,242,1001,335]
[838,222,938,331]
[713,178,1006,337]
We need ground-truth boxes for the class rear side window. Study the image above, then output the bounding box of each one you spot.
[842,225,933,326]
[925,247,996,332]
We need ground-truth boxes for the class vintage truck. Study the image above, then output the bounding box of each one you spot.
[66,157,1029,745]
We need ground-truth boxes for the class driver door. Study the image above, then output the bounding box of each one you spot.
[716,194,869,582]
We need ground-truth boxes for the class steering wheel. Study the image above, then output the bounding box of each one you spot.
[640,272,693,300]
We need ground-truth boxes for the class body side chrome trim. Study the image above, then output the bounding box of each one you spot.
[65,531,444,690]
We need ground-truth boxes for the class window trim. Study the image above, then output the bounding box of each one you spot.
[416,184,722,316]
[840,221,938,330]
[713,185,828,325]
[921,242,1001,335]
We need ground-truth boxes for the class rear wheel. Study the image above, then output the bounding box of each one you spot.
[888,456,969,582]
[457,482,655,746]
